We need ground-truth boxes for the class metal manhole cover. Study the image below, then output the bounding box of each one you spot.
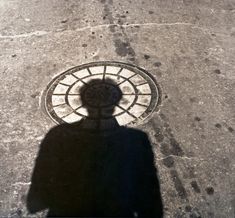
[43,61,160,127]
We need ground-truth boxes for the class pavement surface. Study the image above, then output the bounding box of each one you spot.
[0,0,235,217]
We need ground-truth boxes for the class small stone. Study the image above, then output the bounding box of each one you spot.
[61,19,68,23]
[194,116,201,122]
[129,57,135,62]
[154,62,161,67]
[30,91,40,98]
[191,181,201,193]
[11,54,17,57]
[144,54,150,60]
[206,186,214,195]
[215,123,222,128]
[214,69,221,74]
[185,205,192,212]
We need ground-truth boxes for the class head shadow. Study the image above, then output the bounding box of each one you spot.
[27,78,163,217]
[78,78,122,130]
[80,78,123,118]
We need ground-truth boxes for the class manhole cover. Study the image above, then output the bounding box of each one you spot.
[43,61,160,127]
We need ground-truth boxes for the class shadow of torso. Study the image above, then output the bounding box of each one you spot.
[27,121,163,217]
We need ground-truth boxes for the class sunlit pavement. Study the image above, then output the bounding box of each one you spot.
[0,0,234,217]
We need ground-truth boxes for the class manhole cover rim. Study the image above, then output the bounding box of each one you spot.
[42,61,161,126]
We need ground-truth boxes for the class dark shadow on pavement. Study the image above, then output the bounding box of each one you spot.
[27,79,163,217]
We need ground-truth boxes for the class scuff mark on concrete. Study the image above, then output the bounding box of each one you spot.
[100,0,137,63]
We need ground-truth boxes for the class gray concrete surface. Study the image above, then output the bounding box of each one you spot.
[0,0,235,217]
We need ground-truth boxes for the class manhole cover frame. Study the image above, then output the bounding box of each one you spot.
[42,61,161,126]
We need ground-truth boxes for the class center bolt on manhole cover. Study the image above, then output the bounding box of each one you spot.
[43,61,160,128]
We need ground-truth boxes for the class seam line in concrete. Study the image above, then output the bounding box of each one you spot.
[0,22,227,39]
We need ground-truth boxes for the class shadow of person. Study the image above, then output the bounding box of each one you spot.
[27,78,163,217]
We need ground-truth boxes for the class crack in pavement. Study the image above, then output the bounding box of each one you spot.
[0,22,227,39]
[0,30,48,39]
[12,182,31,186]
[156,154,195,161]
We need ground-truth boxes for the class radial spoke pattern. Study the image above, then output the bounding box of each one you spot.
[44,62,159,127]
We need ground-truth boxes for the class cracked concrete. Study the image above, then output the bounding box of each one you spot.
[0,22,226,39]
[156,155,195,161]
[0,0,235,217]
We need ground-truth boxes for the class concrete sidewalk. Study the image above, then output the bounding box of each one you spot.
[0,0,234,217]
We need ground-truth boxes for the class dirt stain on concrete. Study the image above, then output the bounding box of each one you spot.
[114,39,135,57]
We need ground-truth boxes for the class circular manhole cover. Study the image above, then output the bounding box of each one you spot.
[43,61,160,127]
